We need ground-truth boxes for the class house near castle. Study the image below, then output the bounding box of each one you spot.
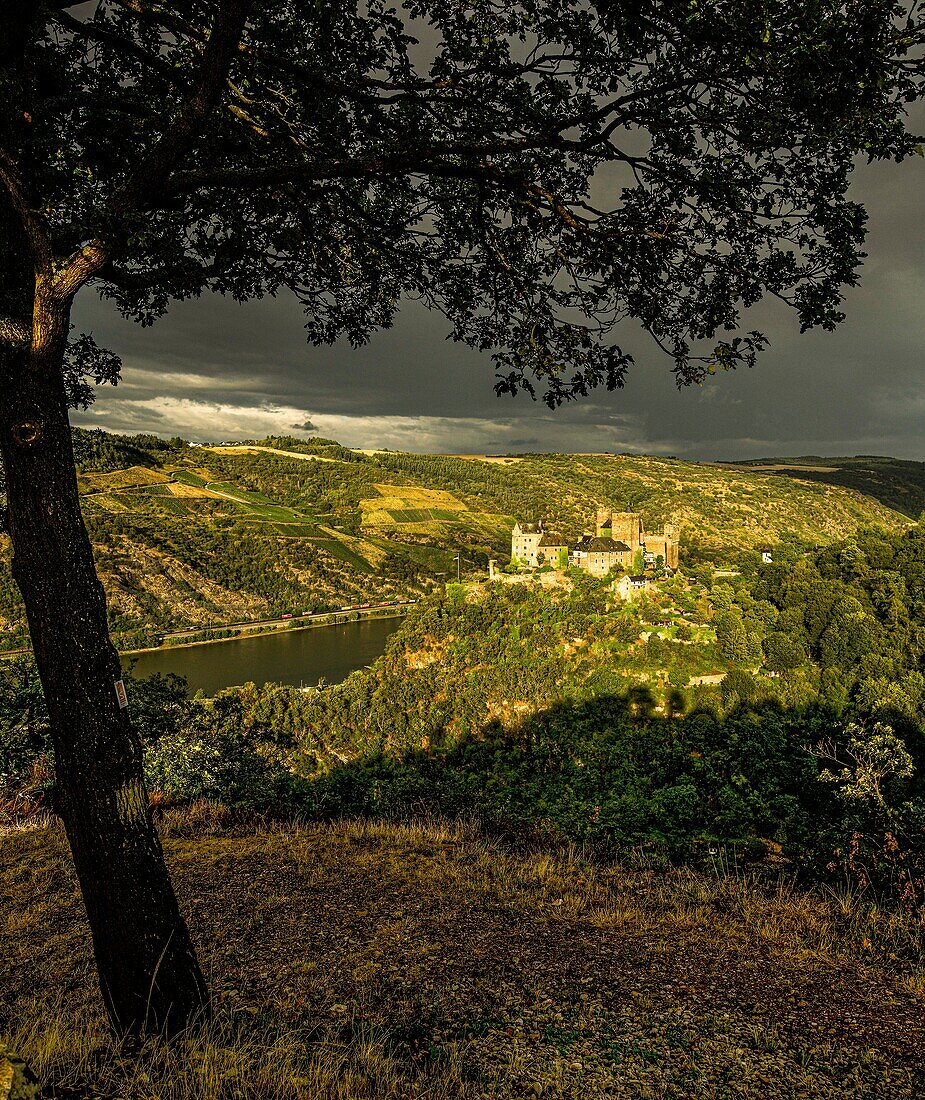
[511,508,679,577]
[510,522,568,569]
[614,574,651,601]
[569,531,633,576]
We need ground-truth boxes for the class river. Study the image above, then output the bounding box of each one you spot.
[125,615,403,695]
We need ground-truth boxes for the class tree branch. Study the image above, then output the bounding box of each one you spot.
[50,0,254,302]
[108,0,447,101]
[160,129,644,196]
[50,8,184,84]
[0,148,54,276]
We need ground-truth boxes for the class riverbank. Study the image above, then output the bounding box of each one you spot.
[123,607,410,657]
[0,603,414,660]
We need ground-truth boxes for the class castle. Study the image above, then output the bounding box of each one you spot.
[511,508,679,577]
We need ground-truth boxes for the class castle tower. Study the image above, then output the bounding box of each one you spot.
[511,521,545,567]
[663,523,680,570]
[609,511,644,553]
[644,522,680,571]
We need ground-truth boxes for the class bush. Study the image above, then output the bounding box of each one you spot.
[0,658,49,788]
[144,691,295,810]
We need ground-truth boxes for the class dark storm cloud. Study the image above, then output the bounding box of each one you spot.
[72,108,925,458]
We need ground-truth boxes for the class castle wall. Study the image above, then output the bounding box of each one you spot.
[643,522,680,570]
[595,508,612,538]
[644,536,678,571]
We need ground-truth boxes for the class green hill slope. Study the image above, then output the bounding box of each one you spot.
[363,448,910,562]
[0,431,911,650]
[729,455,925,519]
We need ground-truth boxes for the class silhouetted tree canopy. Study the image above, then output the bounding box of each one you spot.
[4,1,924,405]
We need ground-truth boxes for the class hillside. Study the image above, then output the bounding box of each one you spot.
[0,431,911,650]
[124,517,920,869]
[3,816,924,1099]
[729,456,925,519]
[370,449,911,559]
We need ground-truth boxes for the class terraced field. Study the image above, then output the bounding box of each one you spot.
[361,483,509,543]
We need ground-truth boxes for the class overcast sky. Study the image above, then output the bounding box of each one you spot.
[72,119,925,460]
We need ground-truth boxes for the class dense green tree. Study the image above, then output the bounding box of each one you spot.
[2,0,924,1035]
[763,631,807,673]
[819,595,871,669]
[870,572,910,631]
[855,672,925,731]
[715,609,750,666]
[710,583,736,612]
[721,668,757,705]
[777,606,811,647]
[783,561,838,641]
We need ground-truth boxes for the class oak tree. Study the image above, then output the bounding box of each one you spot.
[1,0,923,1036]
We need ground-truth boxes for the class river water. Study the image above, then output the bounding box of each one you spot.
[125,615,403,695]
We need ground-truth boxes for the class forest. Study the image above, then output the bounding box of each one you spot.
[5,521,925,907]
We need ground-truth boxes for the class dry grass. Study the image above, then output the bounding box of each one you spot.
[76,467,172,493]
[8,1007,472,1099]
[165,481,216,499]
[3,812,925,1098]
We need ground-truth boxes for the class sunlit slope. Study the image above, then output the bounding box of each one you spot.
[360,483,510,544]
[0,440,457,650]
[730,455,925,519]
[0,433,910,650]
[363,450,911,561]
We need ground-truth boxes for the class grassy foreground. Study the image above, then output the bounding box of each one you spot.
[3,812,925,1099]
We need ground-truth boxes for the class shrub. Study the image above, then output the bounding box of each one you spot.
[144,692,294,810]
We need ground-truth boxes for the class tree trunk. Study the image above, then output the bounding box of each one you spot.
[0,295,209,1037]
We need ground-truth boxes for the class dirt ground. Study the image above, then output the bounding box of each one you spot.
[2,816,924,1098]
